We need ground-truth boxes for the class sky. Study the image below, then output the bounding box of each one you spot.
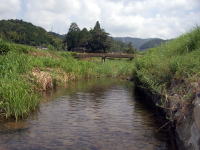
[0,0,200,39]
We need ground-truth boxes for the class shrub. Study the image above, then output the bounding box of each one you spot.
[0,40,10,55]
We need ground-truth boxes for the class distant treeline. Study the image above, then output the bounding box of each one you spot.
[64,21,135,53]
[0,19,135,53]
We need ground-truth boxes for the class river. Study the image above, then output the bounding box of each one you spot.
[0,79,175,150]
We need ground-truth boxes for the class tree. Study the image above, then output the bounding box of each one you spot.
[126,42,135,54]
[93,21,101,31]
[79,28,91,49]
[64,22,80,50]
[89,21,110,53]
[68,22,80,32]
[63,21,113,52]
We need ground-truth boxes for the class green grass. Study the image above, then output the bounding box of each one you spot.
[1,26,199,120]
[134,27,200,102]
[0,40,134,119]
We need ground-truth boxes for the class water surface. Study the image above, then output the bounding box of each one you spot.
[0,79,173,150]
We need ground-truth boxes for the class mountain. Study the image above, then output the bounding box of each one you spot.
[0,19,64,50]
[139,38,166,50]
[114,37,166,50]
[48,31,65,39]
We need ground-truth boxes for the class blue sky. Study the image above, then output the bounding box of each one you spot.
[0,0,200,39]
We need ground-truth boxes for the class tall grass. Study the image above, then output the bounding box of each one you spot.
[135,27,200,99]
[0,40,134,119]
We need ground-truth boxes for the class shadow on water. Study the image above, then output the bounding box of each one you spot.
[134,86,178,150]
[0,79,176,150]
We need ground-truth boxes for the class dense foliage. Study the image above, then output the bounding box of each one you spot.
[0,19,64,50]
[0,19,135,53]
[0,40,11,55]
[64,21,135,53]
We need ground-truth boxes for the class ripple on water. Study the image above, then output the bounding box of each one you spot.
[0,79,173,150]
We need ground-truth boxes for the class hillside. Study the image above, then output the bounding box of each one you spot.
[134,27,200,122]
[139,38,166,50]
[48,31,65,39]
[0,19,63,50]
[134,27,200,149]
[135,27,200,99]
[114,37,166,50]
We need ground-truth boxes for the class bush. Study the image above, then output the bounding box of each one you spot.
[0,40,10,55]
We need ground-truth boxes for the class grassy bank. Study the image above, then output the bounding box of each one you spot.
[134,27,200,120]
[0,40,134,120]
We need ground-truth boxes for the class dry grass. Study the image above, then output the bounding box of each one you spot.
[31,68,53,91]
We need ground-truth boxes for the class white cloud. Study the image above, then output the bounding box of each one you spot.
[0,0,21,19]
[100,0,200,39]
[0,0,200,39]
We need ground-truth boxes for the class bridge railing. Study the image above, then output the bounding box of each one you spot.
[73,53,134,60]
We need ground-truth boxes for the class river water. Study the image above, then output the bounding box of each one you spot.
[0,79,174,150]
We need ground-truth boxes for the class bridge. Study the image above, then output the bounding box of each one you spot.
[73,53,134,61]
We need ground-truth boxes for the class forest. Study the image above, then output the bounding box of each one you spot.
[0,19,64,50]
[0,19,135,53]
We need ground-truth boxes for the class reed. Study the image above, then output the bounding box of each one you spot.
[0,40,134,119]
[134,27,200,103]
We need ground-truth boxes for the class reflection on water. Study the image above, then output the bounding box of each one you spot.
[0,79,173,150]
